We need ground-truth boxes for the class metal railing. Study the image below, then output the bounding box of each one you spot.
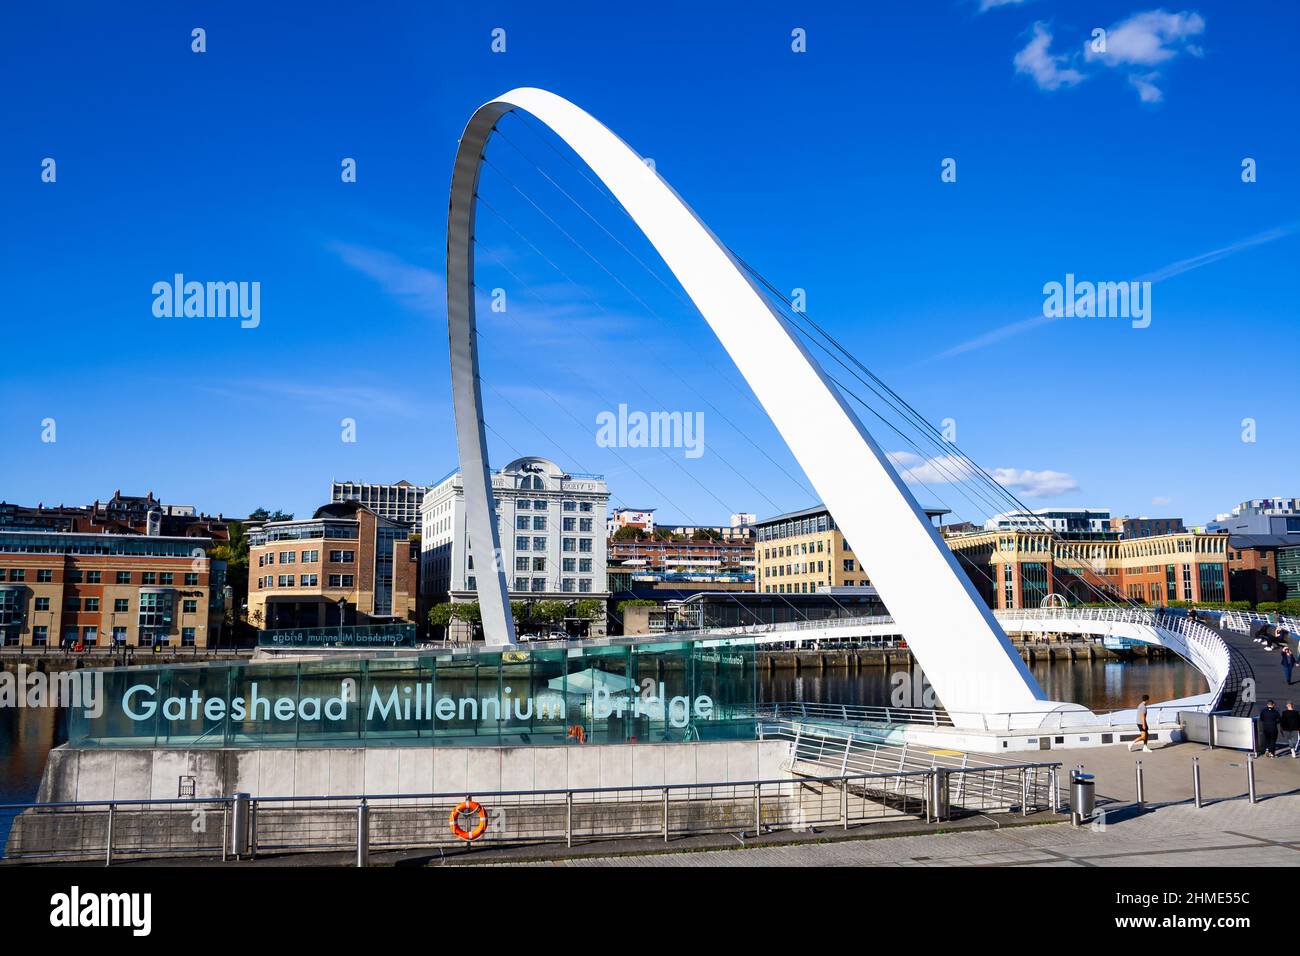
[1,758,1064,865]
[756,698,1198,733]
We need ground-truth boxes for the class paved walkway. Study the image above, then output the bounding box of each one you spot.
[1216,620,1299,718]
[507,741,1300,868]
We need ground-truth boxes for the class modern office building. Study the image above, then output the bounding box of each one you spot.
[0,530,227,647]
[1207,498,1300,537]
[1110,515,1186,538]
[753,503,947,594]
[330,480,432,531]
[246,501,419,631]
[983,508,1113,537]
[945,528,1230,609]
[421,457,610,625]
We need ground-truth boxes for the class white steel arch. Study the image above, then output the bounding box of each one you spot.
[446,87,1068,720]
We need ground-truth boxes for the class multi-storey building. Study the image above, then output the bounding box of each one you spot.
[1208,498,1300,537]
[421,457,610,617]
[247,501,418,631]
[0,491,228,541]
[607,535,754,579]
[330,479,431,531]
[1110,515,1186,538]
[753,504,947,594]
[945,528,1230,609]
[0,530,226,647]
[608,507,656,536]
[984,508,1112,536]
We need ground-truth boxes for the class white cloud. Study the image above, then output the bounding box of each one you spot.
[1014,22,1085,91]
[989,467,1079,497]
[1128,71,1165,103]
[979,0,1029,11]
[1152,496,1172,505]
[887,452,1077,498]
[1084,9,1205,102]
[330,241,443,315]
[1085,10,1205,67]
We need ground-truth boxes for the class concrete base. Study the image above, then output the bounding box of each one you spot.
[34,739,790,803]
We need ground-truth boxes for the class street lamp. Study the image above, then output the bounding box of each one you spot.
[337,597,348,646]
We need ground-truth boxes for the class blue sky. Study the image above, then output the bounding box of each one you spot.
[1,1,1296,528]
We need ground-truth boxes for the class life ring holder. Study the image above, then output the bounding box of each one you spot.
[449,797,489,841]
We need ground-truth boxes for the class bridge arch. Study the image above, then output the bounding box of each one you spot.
[445,88,1060,719]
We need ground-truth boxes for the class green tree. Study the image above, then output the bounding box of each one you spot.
[428,603,454,628]
[691,528,721,542]
[575,599,604,620]
[452,601,482,624]
[249,507,294,522]
[612,525,647,542]
[532,600,568,625]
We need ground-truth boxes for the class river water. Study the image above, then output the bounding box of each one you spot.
[0,658,1201,807]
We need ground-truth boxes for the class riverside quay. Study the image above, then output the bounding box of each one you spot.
[67,637,757,749]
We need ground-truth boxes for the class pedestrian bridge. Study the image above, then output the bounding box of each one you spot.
[680,607,1249,732]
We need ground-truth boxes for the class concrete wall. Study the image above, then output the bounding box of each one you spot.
[36,739,790,803]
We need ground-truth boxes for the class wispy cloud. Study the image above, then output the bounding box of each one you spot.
[1014,10,1206,103]
[1152,495,1172,506]
[934,222,1299,360]
[329,241,443,316]
[887,451,1078,498]
[978,0,1031,12]
[1014,23,1085,91]
[1084,9,1206,103]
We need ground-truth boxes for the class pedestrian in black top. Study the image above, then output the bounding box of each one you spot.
[1259,700,1282,757]
[1282,646,1295,686]
[1280,703,1300,758]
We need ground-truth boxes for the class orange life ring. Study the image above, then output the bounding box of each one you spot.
[449,798,488,841]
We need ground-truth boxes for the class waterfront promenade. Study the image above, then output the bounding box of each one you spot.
[512,742,1300,868]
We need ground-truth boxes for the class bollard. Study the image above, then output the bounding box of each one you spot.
[930,768,950,822]
[230,792,251,859]
[1193,757,1203,809]
[1247,755,1257,805]
[356,801,370,868]
[1135,760,1145,809]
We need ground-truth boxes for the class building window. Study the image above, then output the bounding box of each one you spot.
[65,597,80,611]
[563,558,576,572]
[38,569,54,583]
[532,516,547,531]
[32,625,48,647]
[329,550,355,563]
[579,518,593,532]
[514,577,529,591]
[159,573,174,585]
[301,550,319,563]
[580,502,593,512]
[562,578,575,593]
[185,572,200,586]
[86,571,101,584]
[532,578,547,592]
[82,626,98,645]
[518,499,531,510]
[111,626,127,645]
[532,537,546,551]
[182,627,197,647]
[341,575,354,587]
[579,558,593,573]
[562,538,575,552]
[579,579,592,593]
[516,536,530,551]
[142,572,156,585]
[35,597,50,612]
[516,516,530,530]
[563,501,576,512]
[114,598,129,613]
[563,517,576,531]
[183,599,198,613]
[515,557,529,572]
[578,539,593,553]
[300,574,318,587]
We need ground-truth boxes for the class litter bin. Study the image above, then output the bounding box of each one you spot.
[1070,771,1095,825]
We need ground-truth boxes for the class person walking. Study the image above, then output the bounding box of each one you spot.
[1259,700,1282,757]
[1128,694,1152,752]
[1280,702,1300,758]
[1282,646,1295,686]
